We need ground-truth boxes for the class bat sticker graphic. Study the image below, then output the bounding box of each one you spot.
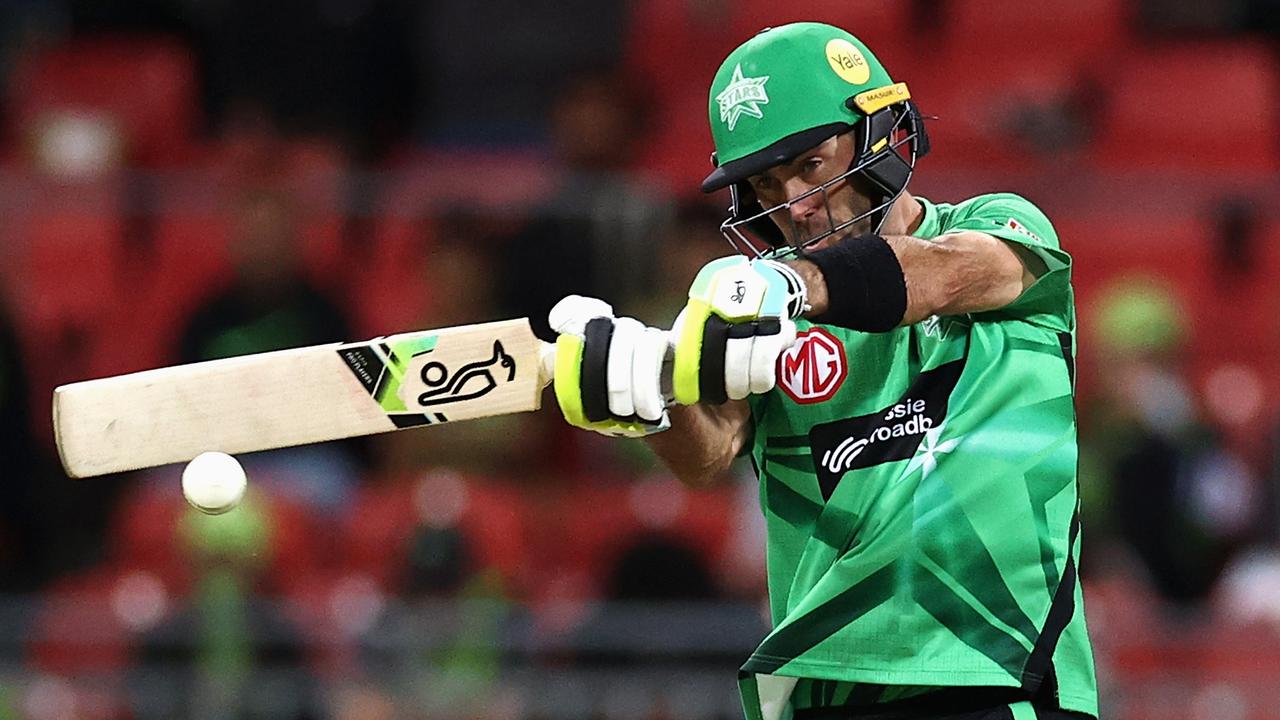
[416,340,517,407]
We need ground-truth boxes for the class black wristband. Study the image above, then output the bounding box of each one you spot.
[806,233,907,332]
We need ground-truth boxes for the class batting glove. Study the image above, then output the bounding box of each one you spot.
[672,257,805,405]
[549,296,672,438]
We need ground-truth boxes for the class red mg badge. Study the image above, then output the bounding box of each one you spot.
[777,328,848,404]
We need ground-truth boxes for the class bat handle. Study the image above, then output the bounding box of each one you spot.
[537,342,556,388]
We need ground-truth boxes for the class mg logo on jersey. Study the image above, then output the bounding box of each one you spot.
[778,328,848,404]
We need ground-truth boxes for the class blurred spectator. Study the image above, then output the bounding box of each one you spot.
[177,185,350,363]
[132,495,322,720]
[1080,278,1259,607]
[604,533,717,603]
[62,0,419,160]
[176,182,364,510]
[1210,194,1263,283]
[645,199,739,316]
[0,297,70,591]
[419,0,626,144]
[356,473,515,719]
[1137,0,1280,35]
[1002,74,1101,160]
[568,532,720,668]
[495,71,671,340]
[0,302,36,589]
[0,1,62,116]
[201,0,418,159]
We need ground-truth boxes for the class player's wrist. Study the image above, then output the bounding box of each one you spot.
[805,233,907,332]
[780,259,829,317]
[753,259,810,319]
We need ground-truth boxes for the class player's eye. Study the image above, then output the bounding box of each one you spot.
[750,176,776,194]
[801,158,823,175]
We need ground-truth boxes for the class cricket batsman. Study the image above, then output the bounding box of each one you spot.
[550,22,1097,720]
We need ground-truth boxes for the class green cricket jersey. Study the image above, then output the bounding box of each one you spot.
[739,193,1097,720]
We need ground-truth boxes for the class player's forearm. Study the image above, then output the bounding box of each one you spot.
[646,401,751,487]
[786,231,1031,327]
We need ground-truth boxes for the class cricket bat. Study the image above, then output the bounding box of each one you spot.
[53,318,555,478]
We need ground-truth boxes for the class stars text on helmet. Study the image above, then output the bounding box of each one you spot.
[716,64,770,131]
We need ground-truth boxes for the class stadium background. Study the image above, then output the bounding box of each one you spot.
[0,0,1278,718]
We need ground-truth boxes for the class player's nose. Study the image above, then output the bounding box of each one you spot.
[786,184,820,224]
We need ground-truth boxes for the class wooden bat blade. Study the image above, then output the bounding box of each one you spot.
[54,318,552,478]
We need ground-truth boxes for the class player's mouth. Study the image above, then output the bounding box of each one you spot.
[791,223,854,253]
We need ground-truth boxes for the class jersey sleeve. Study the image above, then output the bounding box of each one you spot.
[943,193,1073,331]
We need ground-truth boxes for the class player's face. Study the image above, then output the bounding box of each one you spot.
[746,133,872,251]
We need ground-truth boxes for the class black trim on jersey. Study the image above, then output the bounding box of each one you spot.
[1057,332,1074,389]
[795,686,1037,719]
[1020,506,1081,701]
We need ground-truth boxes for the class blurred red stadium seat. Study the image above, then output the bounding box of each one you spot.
[729,0,908,42]
[147,210,233,310]
[945,0,1130,58]
[28,568,131,676]
[76,204,236,375]
[910,47,1098,171]
[1090,41,1279,171]
[8,37,198,168]
[20,202,124,331]
[634,90,717,196]
[339,479,415,590]
[109,481,191,593]
[1059,214,1210,307]
[354,186,434,336]
[623,0,742,107]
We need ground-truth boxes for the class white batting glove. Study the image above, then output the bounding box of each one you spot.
[548,296,672,438]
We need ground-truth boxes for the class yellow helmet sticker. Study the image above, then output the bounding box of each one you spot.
[853,82,911,115]
[825,39,870,85]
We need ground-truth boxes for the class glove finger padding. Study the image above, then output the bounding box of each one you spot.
[606,317,643,418]
[549,295,614,336]
[750,318,795,395]
[674,313,795,405]
[632,327,669,422]
[549,296,670,437]
[724,326,755,402]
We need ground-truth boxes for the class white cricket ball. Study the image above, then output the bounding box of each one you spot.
[181,451,247,515]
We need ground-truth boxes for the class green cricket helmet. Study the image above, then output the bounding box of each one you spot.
[702,22,929,256]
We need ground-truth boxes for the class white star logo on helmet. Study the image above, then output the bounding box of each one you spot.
[716,64,770,132]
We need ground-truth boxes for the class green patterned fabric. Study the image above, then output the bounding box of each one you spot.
[740,193,1097,720]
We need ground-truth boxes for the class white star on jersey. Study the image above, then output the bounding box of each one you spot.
[716,64,770,131]
[904,422,962,479]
